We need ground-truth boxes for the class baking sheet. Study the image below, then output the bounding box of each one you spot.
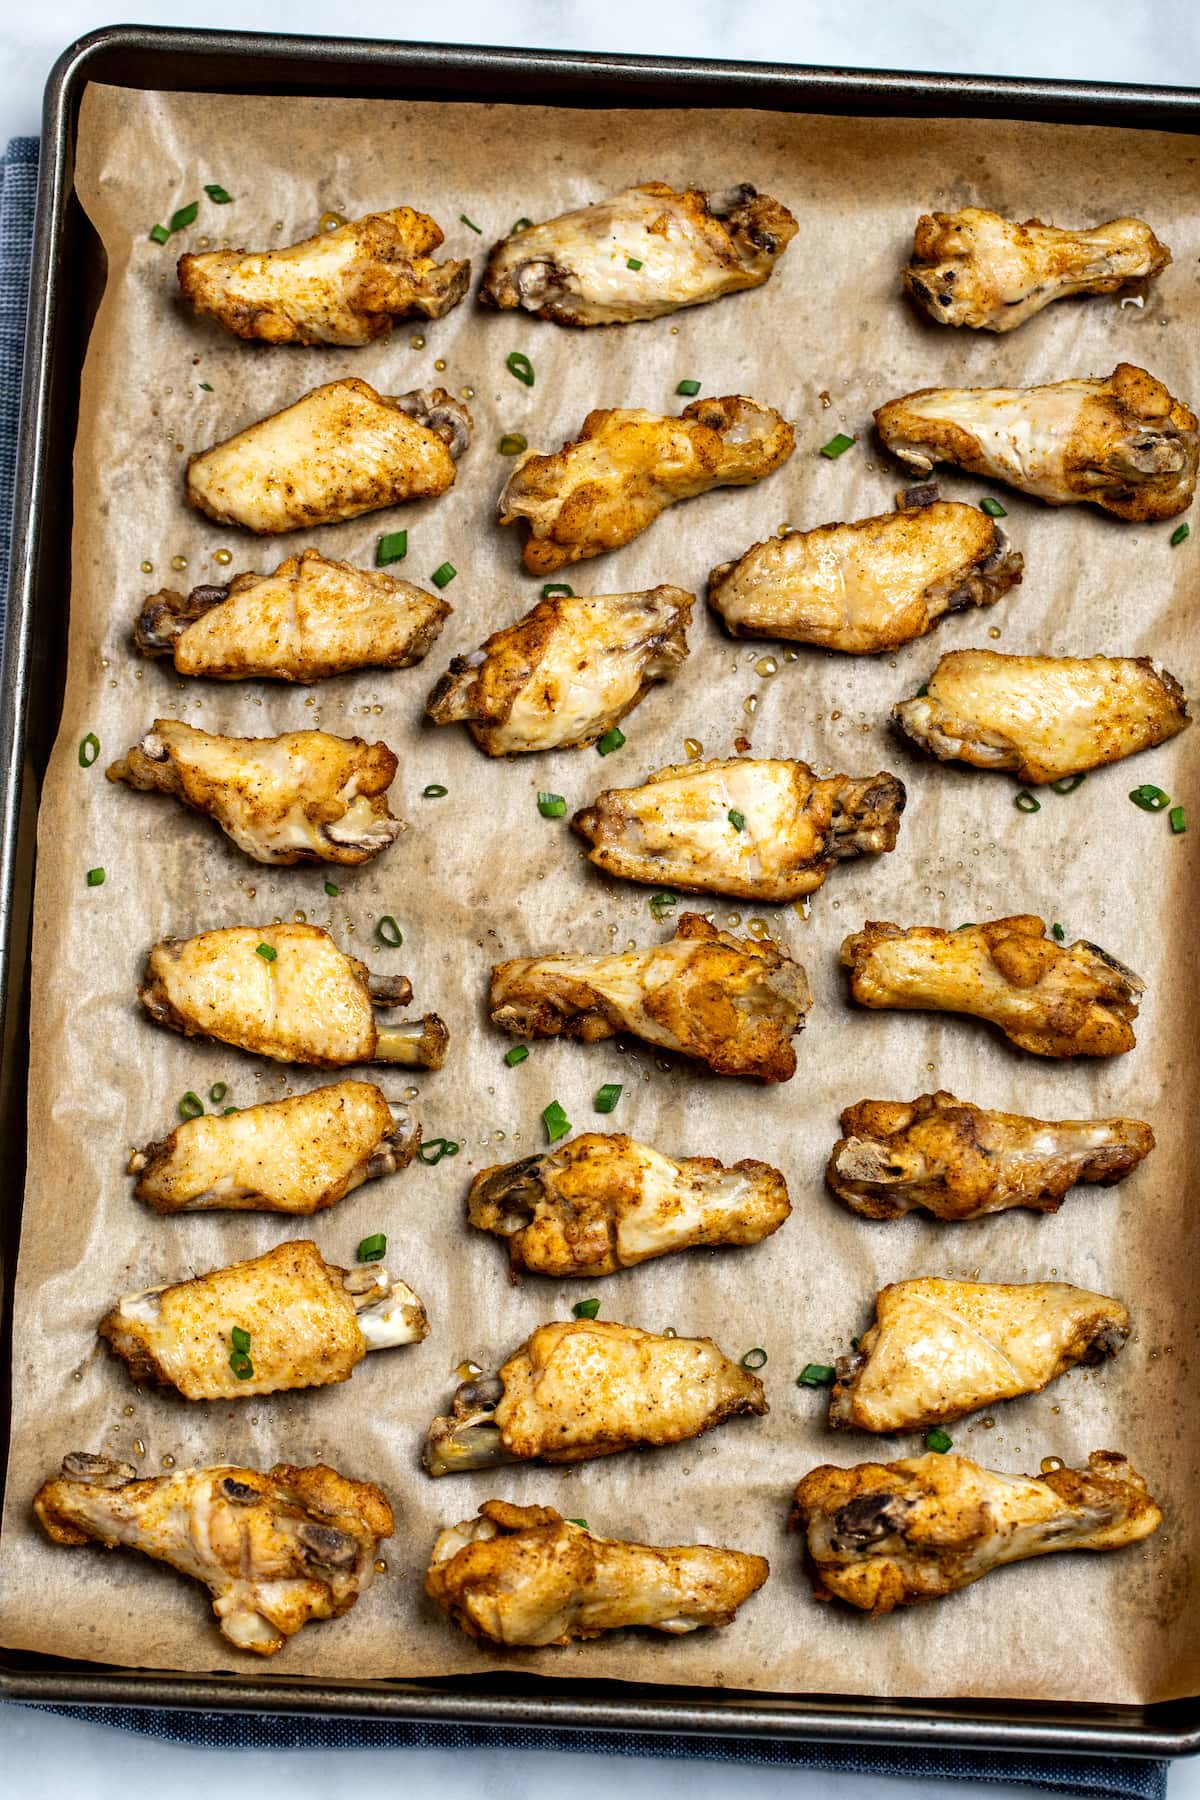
[0,79,1197,1703]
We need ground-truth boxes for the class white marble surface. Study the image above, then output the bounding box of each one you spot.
[1,2,1199,1794]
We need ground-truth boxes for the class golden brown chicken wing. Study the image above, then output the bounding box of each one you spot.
[424,1318,766,1475]
[479,181,796,325]
[791,1449,1161,1614]
[34,1454,392,1654]
[468,1131,790,1276]
[426,586,692,754]
[178,206,470,345]
[186,380,471,533]
[874,363,1198,521]
[499,396,794,575]
[830,1277,1129,1432]
[841,915,1142,1058]
[827,1091,1154,1222]
[490,912,810,1082]
[707,498,1023,653]
[427,1500,769,1645]
[904,207,1170,333]
[138,923,449,1069]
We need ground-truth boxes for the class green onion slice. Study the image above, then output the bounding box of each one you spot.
[204,183,233,204]
[925,1427,953,1453]
[86,867,105,887]
[198,381,213,391]
[542,582,574,598]
[537,792,567,818]
[543,1100,571,1143]
[504,1044,529,1067]
[78,733,100,767]
[324,880,340,896]
[979,496,1007,517]
[572,1297,600,1319]
[649,890,677,920]
[498,433,528,455]
[417,1137,460,1165]
[229,1350,254,1380]
[1129,784,1170,812]
[566,1517,589,1529]
[223,1106,239,1115]
[1171,523,1190,546]
[675,378,701,397]
[728,808,746,831]
[460,213,483,232]
[1050,773,1086,794]
[178,1091,204,1121]
[169,201,199,233]
[511,217,533,234]
[431,562,457,589]
[740,1347,768,1370]
[208,1081,227,1104]
[377,915,403,947]
[594,1082,622,1114]
[230,1325,251,1353]
[357,1232,387,1262]
[1051,923,1065,942]
[255,942,277,963]
[376,530,407,565]
[956,922,974,931]
[797,1363,835,1387]
[506,351,535,386]
[626,256,643,270]
[1170,804,1187,834]
[819,432,855,458]
[423,783,449,799]
[596,727,625,756]
[148,223,171,245]
[1014,791,1040,813]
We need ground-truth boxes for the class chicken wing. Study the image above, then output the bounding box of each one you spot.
[479,181,796,326]
[99,1239,427,1400]
[424,1317,767,1474]
[107,720,402,865]
[707,498,1023,653]
[829,1277,1129,1432]
[827,1091,1154,1222]
[426,1500,768,1645]
[186,380,471,533]
[34,1453,392,1654]
[893,649,1190,785]
[841,915,1142,1058]
[138,922,449,1069]
[874,363,1198,520]
[499,396,794,575]
[791,1449,1161,1614]
[134,548,449,682]
[573,758,905,901]
[468,1131,790,1276]
[489,912,811,1082]
[128,1079,419,1215]
[178,206,470,346]
[426,586,692,754]
[904,207,1170,333]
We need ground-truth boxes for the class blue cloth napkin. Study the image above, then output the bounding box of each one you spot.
[0,134,1170,1800]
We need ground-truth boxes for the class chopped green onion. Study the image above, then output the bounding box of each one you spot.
[728,808,746,832]
[819,432,856,459]
[797,1363,835,1387]
[740,1347,767,1370]
[230,1326,251,1353]
[78,733,100,767]
[377,915,403,947]
[223,1106,238,1115]
[148,223,171,245]
[956,922,974,931]
[504,1044,529,1067]
[596,727,625,756]
[1051,923,1065,942]
[178,1091,204,1121]
[169,201,199,233]
[1170,804,1187,834]
[376,530,407,565]
[423,783,449,799]
[572,1297,600,1319]
[537,792,567,818]
[324,880,340,896]
[1014,791,1040,813]
[460,213,483,233]
[198,381,213,391]
[542,583,574,598]
[650,890,677,920]
[916,684,929,697]
[417,1137,460,1165]
[357,1232,387,1262]
[675,379,701,397]
[498,433,528,455]
[1171,523,1190,547]
[1129,784,1170,812]
[543,1100,571,1143]
[506,351,535,387]
[86,867,105,887]
[431,562,457,589]
[925,1427,953,1453]
[229,1350,254,1380]
[255,942,277,963]
[1050,773,1086,794]
[566,1517,589,1529]
[979,496,1007,517]
[511,217,533,234]
[208,1082,227,1104]
[626,256,643,270]
[594,1082,622,1114]
[204,183,233,204]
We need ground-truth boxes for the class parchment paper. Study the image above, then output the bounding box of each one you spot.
[0,80,1198,1704]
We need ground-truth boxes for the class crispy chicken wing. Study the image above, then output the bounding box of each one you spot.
[426,586,692,754]
[138,922,449,1069]
[841,915,1143,1058]
[468,1131,789,1276]
[707,498,1023,653]
[904,207,1170,333]
[107,720,402,865]
[827,1091,1154,1221]
[893,649,1190,785]
[573,758,905,901]
[424,1317,767,1475]
[178,206,470,346]
[128,1079,419,1215]
[791,1449,1161,1613]
[186,379,471,533]
[427,1500,768,1644]
[479,181,796,326]
[489,912,811,1082]
[34,1454,392,1654]
[134,548,449,681]
[874,363,1198,520]
[830,1277,1129,1432]
[499,396,794,575]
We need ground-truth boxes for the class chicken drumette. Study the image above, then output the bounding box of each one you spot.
[427,1500,769,1645]
[479,181,796,325]
[791,1449,1161,1614]
[841,915,1143,1057]
[34,1454,392,1654]
[426,586,692,754]
[827,1091,1154,1221]
[490,912,811,1082]
[424,1318,766,1475]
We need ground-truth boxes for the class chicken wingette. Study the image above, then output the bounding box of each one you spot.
[424,1317,767,1475]
[707,498,1023,653]
[893,650,1190,785]
[468,1132,790,1276]
[178,206,470,345]
[827,1091,1154,1222]
[791,1450,1161,1614]
[841,915,1143,1058]
[499,396,794,575]
[490,913,811,1082]
[134,548,450,681]
[138,923,449,1069]
[830,1277,1130,1432]
[34,1454,392,1655]
[425,586,692,754]
[427,1501,769,1645]
[874,363,1198,521]
[573,758,905,901]
[186,379,471,533]
[128,1079,419,1215]
[904,207,1170,333]
[479,181,796,325]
